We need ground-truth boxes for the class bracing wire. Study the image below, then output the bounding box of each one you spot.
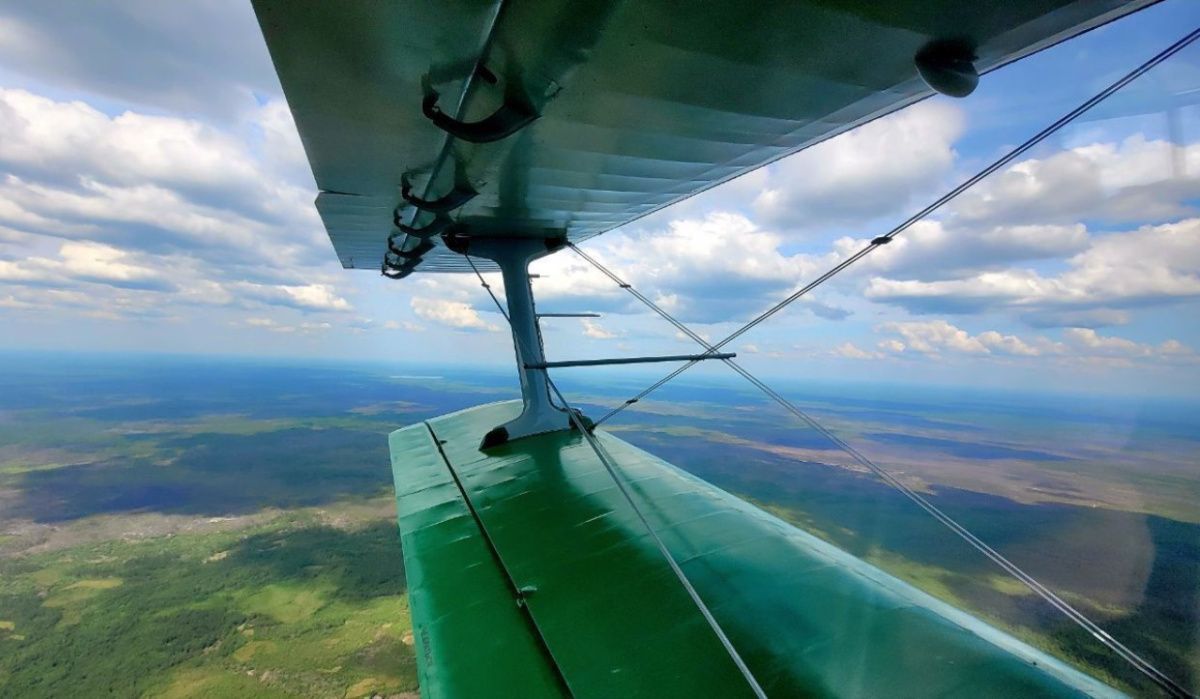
[592,25,1200,428]
[463,255,768,699]
[569,244,1196,698]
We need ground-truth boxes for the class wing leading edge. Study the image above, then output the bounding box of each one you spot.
[390,401,1121,698]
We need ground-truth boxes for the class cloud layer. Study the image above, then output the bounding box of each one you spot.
[0,1,1195,390]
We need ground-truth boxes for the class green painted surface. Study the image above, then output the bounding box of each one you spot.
[388,421,565,699]
[393,401,1124,698]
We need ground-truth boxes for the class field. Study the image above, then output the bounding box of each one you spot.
[0,354,1196,696]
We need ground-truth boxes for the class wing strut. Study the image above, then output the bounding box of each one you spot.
[464,255,770,699]
[526,353,734,369]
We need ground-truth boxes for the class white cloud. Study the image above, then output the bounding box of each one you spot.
[874,320,1193,364]
[0,89,326,269]
[952,136,1200,227]
[56,241,171,289]
[0,89,256,191]
[878,320,1057,357]
[581,318,616,339]
[237,283,351,313]
[0,1,277,120]
[411,297,500,332]
[879,320,990,355]
[562,213,832,323]
[754,101,965,232]
[975,330,1042,356]
[1059,327,1192,359]
[0,85,363,329]
[0,241,170,290]
[383,319,424,332]
[847,220,1089,281]
[865,218,1200,321]
[834,342,879,360]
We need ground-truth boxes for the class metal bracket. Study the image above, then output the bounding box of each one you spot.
[387,237,434,260]
[392,212,455,240]
[401,172,477,213]
[422,90,538,143]
[380,255,414,279]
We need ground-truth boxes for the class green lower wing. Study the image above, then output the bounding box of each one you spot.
[390,401,1122,699]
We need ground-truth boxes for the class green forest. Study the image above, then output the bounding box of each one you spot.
[0,509,417,697]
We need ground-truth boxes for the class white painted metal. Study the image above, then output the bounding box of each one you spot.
[468,238,573,446]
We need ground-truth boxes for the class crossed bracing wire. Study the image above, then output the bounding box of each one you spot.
[464,255,769,699]
[544,28,1199,698]
[591,26,1200,436]
[569,245,1192,698]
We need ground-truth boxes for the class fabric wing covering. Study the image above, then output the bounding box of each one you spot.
[390,402,1122,698]
[252,0,1156,274]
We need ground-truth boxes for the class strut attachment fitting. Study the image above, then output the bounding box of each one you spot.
[457,237,574,448]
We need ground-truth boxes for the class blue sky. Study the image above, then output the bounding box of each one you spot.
[0,1,1197,396]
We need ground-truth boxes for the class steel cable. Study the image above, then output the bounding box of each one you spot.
[591,25,1200,428]
[570,243,1195,698]
[464,255,768,699]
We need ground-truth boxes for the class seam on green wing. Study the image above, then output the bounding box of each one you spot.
[424,420,575,697]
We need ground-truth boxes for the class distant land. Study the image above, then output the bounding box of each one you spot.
[0,353,1196,697]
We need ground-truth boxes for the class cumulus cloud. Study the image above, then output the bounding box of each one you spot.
[0,241,171,290]
[0,84,360,330]
[411,297,500,332]
[753,101,965,232]
[0,89,325,257]
[879,320,992,355]
[865,218,1200,322]
[0,89,257,192]
[834,342,879,360]
[875,320,1193,364]
[951,136,1200,227]
[0,1,277,120]
[383,320,425,332]
[239,317,331,334]
[845,220,1090,281]
[1059,327,1189,359]
[236,283,352,313]
[581,319,616,339]
[548,213,834,323]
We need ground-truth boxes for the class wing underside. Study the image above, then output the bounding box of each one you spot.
[390,401,1120,698]
[253,0,1157,275]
